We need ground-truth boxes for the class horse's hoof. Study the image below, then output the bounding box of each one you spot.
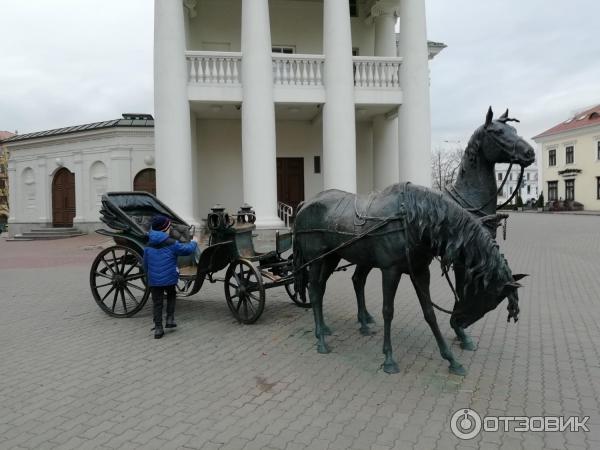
[383,361,400,374]
[359,326,376,336]
[317,342,331,354]
[321,325,332,336]
[366,314,375,324]
[460,340,476,351]
[449,363,466,376]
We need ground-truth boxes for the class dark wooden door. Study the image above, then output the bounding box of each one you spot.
[134,169,156,195]
[52,168,75,227]
[276,158,304,210]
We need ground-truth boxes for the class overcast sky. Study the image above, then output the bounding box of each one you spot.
[1,0,599,152]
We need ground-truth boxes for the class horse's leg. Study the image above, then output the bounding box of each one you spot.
[352,265,376,336]
[381,267,402,374]
[411,267,466,376]
[452,264,475,351]
[308,255,340,353]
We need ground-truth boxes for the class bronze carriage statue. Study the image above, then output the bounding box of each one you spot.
[89,192,308,324]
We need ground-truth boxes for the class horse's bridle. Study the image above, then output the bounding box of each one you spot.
[445,129,526,216]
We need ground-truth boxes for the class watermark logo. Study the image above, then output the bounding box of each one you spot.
[451,409,482,440]
[450,408,590,439]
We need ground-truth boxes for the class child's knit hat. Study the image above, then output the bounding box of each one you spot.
[151,215,171,232]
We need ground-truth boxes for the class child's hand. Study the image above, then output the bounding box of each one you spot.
[192,236,198,243]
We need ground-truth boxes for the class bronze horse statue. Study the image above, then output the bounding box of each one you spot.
[293,183,523,375]
[350,108,535,350]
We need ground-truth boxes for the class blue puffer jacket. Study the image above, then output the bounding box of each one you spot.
[143,230,198,287]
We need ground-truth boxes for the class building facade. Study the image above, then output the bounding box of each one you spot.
[2,114,155,236]
[154,0,435,227]
[0,131,15,228]
[495,163,539,205]
[533,104,600,210]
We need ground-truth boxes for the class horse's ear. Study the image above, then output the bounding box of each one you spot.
[500,109,509,120]
[485,106,493,128]
[512,273,529,281]
[504,281,522,289]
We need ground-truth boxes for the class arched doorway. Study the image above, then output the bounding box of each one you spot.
[134,169,156,195]
[52,168,76,227]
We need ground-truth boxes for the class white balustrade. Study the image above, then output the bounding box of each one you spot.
[187,52,402,92]
[272,54,325,87]
[186,51,242,85]
[353,57,402,89]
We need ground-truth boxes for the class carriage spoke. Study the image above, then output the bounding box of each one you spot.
[246,297,256,316]
[101,285,116,302]
[248,292,260,301]
[95,281,113,289]
[101,257,116,276]
[236,297,243,312]
[111,289,119,312]
[243,298,249,318]
[120,289,128,313]
[124,273,144,282]
[110,249,120,274]
[125,282,146,292]
[123,286,140,306]
[94,271,113,280]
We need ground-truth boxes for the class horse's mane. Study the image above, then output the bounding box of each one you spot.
[460,126,485,173]
[403,184,511,294]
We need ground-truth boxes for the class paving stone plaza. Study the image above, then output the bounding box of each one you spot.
[1,213,599,449]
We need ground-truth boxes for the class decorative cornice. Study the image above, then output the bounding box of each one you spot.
[365,0,400,23]
[558,168,582,176]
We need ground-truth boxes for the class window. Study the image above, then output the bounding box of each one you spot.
[497,173,502,181]
[548,181,558,201]
[272,46,295,54]
[349,0,358,17]
[565,145,574,164]
[597,141,600,160]
[565,179,575,201]
[526,172,530,181]
[527,185,531,194]
[509,173,513,181]
[597,177,600,200]
[548,149,556,166]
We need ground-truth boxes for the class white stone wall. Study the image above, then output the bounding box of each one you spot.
[6,128,154,236]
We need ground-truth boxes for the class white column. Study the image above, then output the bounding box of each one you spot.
[373,6,399,189]
[73,154,85,224]
[241,0,282,228]
[154,0,195,223]
[36,157,49,223]
[323,0,356,193]
[373,114,399,190]
[397,0,431,187]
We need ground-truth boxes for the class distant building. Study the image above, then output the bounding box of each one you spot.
[495,163,539,205]
[0,131,15,228]
[1,114,154,237]
[533,104,600,210]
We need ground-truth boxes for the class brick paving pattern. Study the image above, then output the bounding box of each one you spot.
[1,213,599,449]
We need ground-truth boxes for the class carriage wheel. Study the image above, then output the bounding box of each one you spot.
[285,281,311,308]
[89,245,149,317]
[225,259,265,324]
[284,255,311,308]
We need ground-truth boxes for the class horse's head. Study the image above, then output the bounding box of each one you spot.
[478,107,535,167]
[450,271,527,330]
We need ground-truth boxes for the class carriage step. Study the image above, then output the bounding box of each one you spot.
[14,227,86,240]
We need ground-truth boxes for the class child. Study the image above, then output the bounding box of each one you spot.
[143,215,198,339]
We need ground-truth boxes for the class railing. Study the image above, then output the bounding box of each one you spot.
[353,56,402,88]
[187,51,242,85]
[273,54,325,86]
[277,201,294,228]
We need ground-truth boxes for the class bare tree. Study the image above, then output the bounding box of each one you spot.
[431,147,464,191]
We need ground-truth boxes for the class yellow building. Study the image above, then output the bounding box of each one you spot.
[533,104,600,211]
[0,131,15,228]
